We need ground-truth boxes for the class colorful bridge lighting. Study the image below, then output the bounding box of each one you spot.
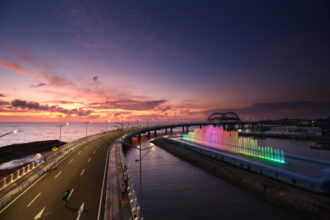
[182,125,286,164]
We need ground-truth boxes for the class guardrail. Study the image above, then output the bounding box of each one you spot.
[119,146,142,220]
[0,133,104,208]
[0,138,81,191]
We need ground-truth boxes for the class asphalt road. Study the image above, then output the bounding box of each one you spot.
[0,137,112,220]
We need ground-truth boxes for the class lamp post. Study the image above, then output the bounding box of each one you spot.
[134,135,154,208]
[105,120,110,131]
[85,121,92,137]
[57,122,69,144]
[0,130,18,138]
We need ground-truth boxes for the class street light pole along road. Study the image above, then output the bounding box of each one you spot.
[57,123,69,145]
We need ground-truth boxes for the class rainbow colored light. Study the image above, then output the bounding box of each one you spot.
[182,126,285,164]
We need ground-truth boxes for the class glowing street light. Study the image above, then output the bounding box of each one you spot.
[0,130,18,138]
[57,122,69,144]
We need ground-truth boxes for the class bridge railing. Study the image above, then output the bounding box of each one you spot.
[119,144,142,220]
[0,133,106,208]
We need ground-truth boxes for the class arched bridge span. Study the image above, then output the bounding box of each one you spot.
[208,112,241,123]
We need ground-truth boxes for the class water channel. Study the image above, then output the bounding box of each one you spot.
[125,136,299,220]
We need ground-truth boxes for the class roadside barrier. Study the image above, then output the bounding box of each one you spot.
[0,134,104,209]
[119,147,142,220]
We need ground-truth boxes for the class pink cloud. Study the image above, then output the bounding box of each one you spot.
[0,61,35,76]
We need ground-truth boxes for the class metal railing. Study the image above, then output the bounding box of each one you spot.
[119,146,142,220]
[0,134,103,208]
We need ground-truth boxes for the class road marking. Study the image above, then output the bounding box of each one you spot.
[88,157,91,162]
[27,192,41,207]
[77,202,84,220]
[67,188,74,200]
[80,168,85,176]
[0,172,47,213]
[69,159,74,164]
[54,170,62,179]
[93,150,96,154]
[0,137,98,213]
[97,146,111,220]
[34,206,45,220]
[78,151,81,155]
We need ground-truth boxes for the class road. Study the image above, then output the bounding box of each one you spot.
[0,137,112,220]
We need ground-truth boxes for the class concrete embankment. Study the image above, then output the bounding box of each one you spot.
[152,138,330,220]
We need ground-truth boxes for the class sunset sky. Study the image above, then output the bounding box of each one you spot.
[0,0,329,122]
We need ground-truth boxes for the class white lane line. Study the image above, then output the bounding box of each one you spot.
[93,150,96,154]
[0,138,95,213]
[78,151,81,155]
[69,159,74,164]
[54,170,62,179]
[67,188,74,200]
[97,146,111,220]
[88,157,91,162]
[0,173,48,213]
[34,206,45,220]
[80,169,85,176]
[27,192,41,207]
[76,202,84,220]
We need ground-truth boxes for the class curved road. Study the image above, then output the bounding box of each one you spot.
[0,138,111,220]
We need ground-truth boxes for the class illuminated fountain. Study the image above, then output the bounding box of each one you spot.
[182,125,285,163]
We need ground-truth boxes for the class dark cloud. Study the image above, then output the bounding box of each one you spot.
[206,101,330,119]
[11,99,93,116]
[52,100,81,104]
[90,99,167,110]
[30,82,47,88]
[88,115,100,119]
[92,75,98,82]
[0,100,9,105]
[0,93,5,97]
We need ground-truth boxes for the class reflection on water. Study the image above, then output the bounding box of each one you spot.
[125,140,297,220]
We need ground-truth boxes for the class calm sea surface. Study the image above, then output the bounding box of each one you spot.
[125,140,298,220]
[0,122,143,148]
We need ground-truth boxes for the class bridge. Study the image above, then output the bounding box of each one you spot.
[0,114,304,220]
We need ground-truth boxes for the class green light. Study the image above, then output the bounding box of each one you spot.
[182,126,286,164]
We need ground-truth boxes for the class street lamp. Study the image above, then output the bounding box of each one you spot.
[134,136,154,208]
[0,130,18,138]
[57,122,69,144]
[85,121,92,137]
[105,120,110,131]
